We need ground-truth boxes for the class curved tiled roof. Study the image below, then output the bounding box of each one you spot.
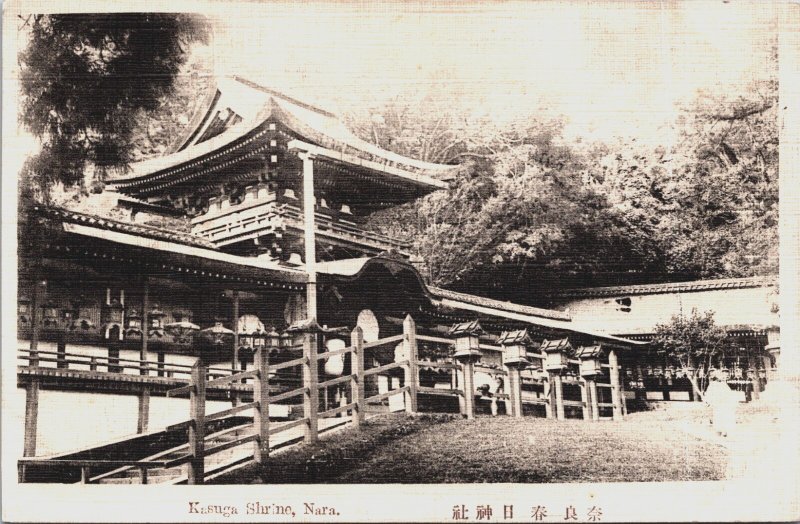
[428,286,572,321]
[34,206,216,250]
[108,76,458,191]
[550,275,778,299]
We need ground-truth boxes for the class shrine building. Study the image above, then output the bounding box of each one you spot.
[18,77,646,470]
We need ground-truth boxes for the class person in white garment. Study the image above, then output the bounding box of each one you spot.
[704,371,737,437]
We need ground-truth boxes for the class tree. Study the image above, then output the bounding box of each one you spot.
[650,309,729,401]
[18,13,210,204]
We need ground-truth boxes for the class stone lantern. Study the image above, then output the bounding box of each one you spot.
[498,329,532,418]
[540,338,572,371]
[448,320,484,420]
[577,345,603,377]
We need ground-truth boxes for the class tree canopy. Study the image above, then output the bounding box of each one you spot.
[19,13,210,203]
[353,68,778,300]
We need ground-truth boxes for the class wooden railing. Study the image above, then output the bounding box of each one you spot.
[17,316,628,484]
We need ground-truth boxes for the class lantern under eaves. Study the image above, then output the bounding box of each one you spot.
[540,338,572,371]
[576,345,603,377]
[497,329,532,367]
[448,320,483,361]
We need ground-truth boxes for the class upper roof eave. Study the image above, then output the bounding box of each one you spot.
[108,76,458,192]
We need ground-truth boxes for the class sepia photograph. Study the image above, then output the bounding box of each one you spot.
[2,1,798,522]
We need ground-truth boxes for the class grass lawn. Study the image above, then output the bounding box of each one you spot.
[213,408,727,484]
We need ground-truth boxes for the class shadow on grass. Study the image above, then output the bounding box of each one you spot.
[210,413,459,484]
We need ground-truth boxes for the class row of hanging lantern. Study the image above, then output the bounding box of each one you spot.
[449,322,612,382]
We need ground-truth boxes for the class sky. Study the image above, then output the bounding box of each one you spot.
[203,0,777,145]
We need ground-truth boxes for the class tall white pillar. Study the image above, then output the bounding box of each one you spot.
[299,151,317,321]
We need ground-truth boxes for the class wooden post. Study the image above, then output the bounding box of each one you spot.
[351,326,365,427]
[553,373,565,420]
[620,367,628,416]
[23,380,40,458]
[587,378,599,421]
[29,277,43,358]
[505,366,523,418]
[24,278,44,458]
[402,315,419,413]
[253,345,270,464]
[299,151,317,320]
[141,277,149,363]
[231,291,240,407]
[543,377,553,419]
[608,350,622,421]
[81,466,90,484]
[461,359,476,420]
[56,335,67,369]
[580,378,590,420]
[137,387,150,434]
[139,466,148,485]
[455,367,466,415]
[302,331,319,443]
[188,360,206,484]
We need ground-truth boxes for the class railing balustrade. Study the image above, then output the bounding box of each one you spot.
[17,314,626,485]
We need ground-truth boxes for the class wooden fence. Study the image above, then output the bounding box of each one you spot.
[17,315,626,484]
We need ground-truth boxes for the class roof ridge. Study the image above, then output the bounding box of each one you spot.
[549,275,778,297]
[429,285,571,321]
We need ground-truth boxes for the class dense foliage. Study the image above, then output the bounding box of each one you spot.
[353,73,779,298]
[650,309,730,399]
[19,13,209,203]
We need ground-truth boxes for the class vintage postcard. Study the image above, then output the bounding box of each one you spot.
[2,0,799,522]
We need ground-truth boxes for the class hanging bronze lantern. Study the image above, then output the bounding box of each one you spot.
[70,296,97,331]
[17,295,31,326]
[102,298,125,340]
[148,305,167,338]
[201,321,234,346]
[42,300,61,328]
[125,308,143,338]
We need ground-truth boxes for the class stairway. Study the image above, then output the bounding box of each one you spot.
[91,416,352,484]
